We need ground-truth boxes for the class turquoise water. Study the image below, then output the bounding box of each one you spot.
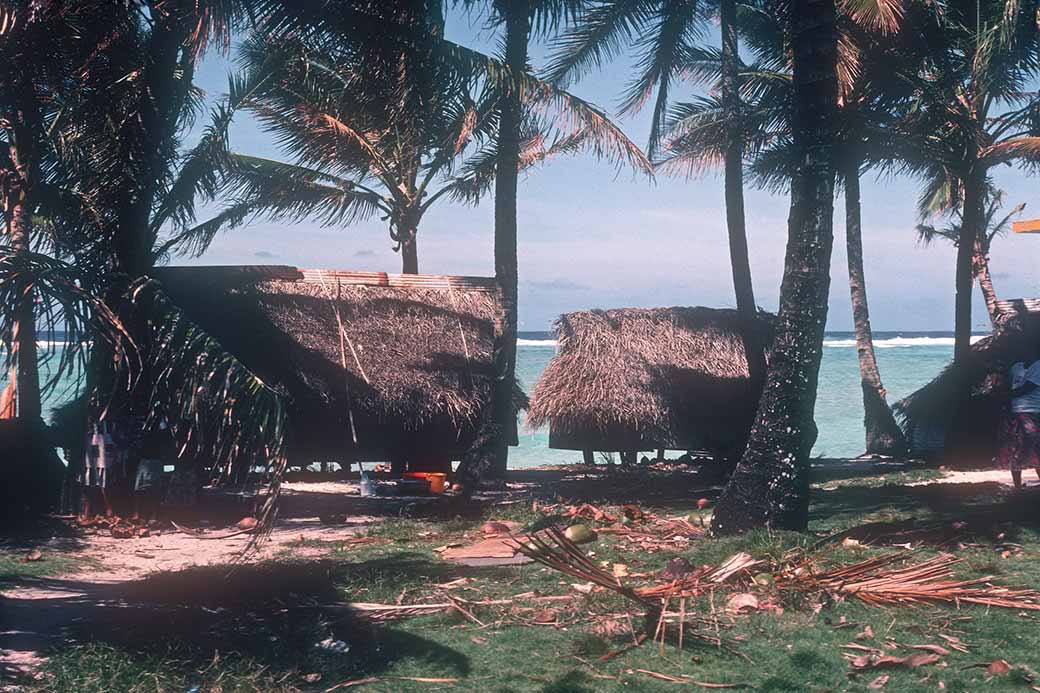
[8,333,962,467]
[511,333,962,466]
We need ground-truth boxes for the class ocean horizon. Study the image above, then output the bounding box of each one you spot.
[7,329,986,467]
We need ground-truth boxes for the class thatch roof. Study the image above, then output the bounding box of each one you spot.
[526,307,772,453]
[895,313,1040,464]
[155,266,519,460]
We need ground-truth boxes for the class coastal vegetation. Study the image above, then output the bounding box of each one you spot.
[1,0,1040,687]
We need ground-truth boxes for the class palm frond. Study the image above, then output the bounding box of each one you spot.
[129,277,289,552]
[543,0,658,86]
[0,246,133,403]
[838,0,905,35]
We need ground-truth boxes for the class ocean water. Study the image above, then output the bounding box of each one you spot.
[511,331,972,466]
[7,331,973,466]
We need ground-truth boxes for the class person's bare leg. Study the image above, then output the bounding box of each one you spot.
[1012,470,1023,488]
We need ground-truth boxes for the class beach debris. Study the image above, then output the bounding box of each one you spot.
[725,593,760,614]
[986,659,1012,676]
[303,673,322,683]
[564,524,597,544]
[481,521,518,536]
[314,638,351,654]
[441,536,531,566]
[909,644,951,656]
[867,674,890,688]
[776,550,1040,611]
[661,557,696,581]
[633,669,743,688]
[847,651,942,670]
[22,550,42,563]
[110,523,135,539]
[325,676,460,691]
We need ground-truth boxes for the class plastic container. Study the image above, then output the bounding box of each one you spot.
[404,472,447,494]
[397,478,430,495]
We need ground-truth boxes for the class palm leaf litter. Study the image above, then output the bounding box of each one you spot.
[519,526,1040,611]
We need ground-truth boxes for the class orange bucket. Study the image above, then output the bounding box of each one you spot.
[403,472,447,494]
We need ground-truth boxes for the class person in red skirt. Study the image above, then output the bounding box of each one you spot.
[997,356,1040,488]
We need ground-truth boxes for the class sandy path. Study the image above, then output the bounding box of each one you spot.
[0,481,383,683]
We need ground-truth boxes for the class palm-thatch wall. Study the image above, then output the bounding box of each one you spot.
[155,266,520,465]
[895,308,1040,465]
[526,307,772,457]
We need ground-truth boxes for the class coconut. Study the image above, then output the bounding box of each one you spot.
[564,524,597,544]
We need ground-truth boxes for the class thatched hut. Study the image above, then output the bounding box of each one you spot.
[155,265,520,469]
[895,302,1040,465]
[526,307,772,462]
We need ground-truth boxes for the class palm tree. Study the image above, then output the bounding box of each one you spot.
[896,0,1040,363]
[546,0,764,384]
[917,188,1025,327]
[711,0,839,534]
[23,0,298,535]
[662,0,910,456]
[458,0,654,481]
[200,2,650,484]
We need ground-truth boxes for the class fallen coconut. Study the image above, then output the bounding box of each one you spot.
[564,524,597,544]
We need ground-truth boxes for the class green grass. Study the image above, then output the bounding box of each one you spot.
[28,468,1040,692]
[0,547,88,588]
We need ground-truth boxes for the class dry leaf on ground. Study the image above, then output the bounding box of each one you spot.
[725,592,760,613]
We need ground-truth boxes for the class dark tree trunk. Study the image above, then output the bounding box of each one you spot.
[973,240,999,326]
[486,1,530,480]
[844,164,906,456]
[711,0,838,535]
[401,229,419,274]
[955,170,985,364]
[721,0,763,387]
[8,198,41,422]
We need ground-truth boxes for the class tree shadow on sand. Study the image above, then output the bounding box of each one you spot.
[810,480,1040,547]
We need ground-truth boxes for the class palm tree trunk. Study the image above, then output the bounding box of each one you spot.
[485,1,530,480]
[844,164,906,456]
[954,170,984,364]
[720,0,762,386]
[401,230,419,274]
[973,240,999,326]
[711,0,838,535]
[8,197,41,422]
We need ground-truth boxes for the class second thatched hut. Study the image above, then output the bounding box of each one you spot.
[526,306,772,463]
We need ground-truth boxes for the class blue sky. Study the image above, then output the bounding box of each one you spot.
[184,9,1039,332]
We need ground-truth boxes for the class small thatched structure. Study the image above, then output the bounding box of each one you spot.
[526,307,772,459]
[895,306,1040,465]
[155,266,520,467]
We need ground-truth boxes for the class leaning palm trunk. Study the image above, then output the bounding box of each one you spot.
[973,240,999,327]
[844,164,906,456]
[485,2,531,480]
[711,0,838,534]
[7,201,41,422]
[721,0,762,392]
[954,169,985,364]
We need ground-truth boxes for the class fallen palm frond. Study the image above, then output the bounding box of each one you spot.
[776,550,1040,610]
[636,552,762,600]
[514,526,647,602]
[513,528,748,653]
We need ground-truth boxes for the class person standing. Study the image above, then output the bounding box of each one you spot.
[997,357,1040,488]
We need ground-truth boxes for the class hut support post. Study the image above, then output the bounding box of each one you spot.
[583,450,595,465]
